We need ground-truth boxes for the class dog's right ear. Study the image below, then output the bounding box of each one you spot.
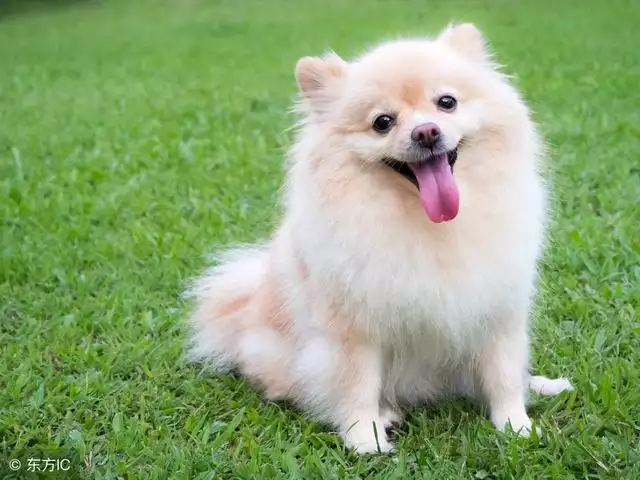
[295,52,346,110]
[437,23,488,64]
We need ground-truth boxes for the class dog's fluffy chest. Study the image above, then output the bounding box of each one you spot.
[285,156,546,352]
[325,234,519,341]
[292,192,542,349]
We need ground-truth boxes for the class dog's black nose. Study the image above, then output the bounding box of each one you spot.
[411,122,441,149]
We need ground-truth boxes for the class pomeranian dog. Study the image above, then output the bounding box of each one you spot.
[187,23,572,453]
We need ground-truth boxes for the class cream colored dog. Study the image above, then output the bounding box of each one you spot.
[188,23,572,453]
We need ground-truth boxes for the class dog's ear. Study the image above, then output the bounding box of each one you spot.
[295,52,346,109]
[437,23,488,63]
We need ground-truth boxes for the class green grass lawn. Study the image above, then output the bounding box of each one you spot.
[1,0,639,478]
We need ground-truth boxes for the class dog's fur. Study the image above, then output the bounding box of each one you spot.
[187,24,572,453]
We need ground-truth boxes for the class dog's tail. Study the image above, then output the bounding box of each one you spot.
[186,246,269,371]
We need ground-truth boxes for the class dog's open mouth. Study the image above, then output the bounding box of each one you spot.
[382,148,460,223]
[383,148,458,189]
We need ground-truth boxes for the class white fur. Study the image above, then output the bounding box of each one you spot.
[186,246,268,369]
[530,375,574,396]
[187,24,573,454]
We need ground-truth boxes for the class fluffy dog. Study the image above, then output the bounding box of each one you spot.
[187,23,572,453]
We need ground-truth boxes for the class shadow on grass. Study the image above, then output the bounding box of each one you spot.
[0,0,97,19]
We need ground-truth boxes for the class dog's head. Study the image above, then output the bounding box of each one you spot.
[294,24,531,223]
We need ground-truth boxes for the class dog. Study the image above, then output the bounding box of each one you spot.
[187,23,573,453]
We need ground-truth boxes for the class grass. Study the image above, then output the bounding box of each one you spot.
[1,0,639,478]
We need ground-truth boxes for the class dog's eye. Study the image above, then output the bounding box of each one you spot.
[372,114,395,133]
[436,95,457,112]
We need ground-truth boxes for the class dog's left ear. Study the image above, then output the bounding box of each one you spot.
[295,53,346,94]
[295,52,346,112]
[437,23,488,63]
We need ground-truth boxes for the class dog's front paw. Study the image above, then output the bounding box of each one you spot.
[380,406,404,429]
[343,419,394,454]
[491,409,539,437]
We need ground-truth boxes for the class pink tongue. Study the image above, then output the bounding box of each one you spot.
[409,153,460,223]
